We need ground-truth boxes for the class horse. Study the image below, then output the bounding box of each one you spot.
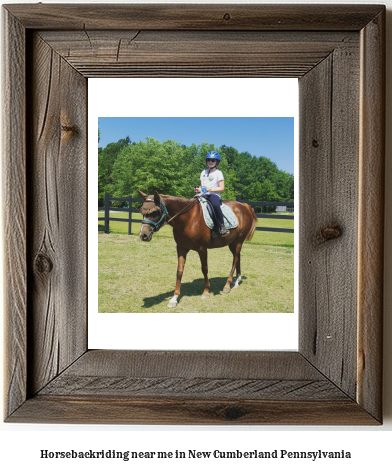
[137,189,257,308]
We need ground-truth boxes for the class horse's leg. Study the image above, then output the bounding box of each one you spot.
[168,246,189,308]
[232,241,242,289]
[198,247,210,299]
[223,240,243,293]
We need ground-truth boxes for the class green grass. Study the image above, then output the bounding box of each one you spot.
[98,210,294,313]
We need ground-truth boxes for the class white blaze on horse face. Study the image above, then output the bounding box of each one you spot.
[140,223,153,241]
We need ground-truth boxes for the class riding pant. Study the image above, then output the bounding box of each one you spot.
[205,193,224,226]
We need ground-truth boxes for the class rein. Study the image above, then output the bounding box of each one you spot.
[141,197,199,233]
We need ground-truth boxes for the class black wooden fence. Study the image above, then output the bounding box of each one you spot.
[98,193,294,234]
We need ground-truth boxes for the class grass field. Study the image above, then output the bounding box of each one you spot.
[98,211,294,313]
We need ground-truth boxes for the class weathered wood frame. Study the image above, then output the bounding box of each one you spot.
[3,4,385,424]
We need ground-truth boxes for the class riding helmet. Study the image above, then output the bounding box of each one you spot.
[206,151,220,164]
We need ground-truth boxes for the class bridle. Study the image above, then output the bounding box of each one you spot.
[141,199,169,233]
[141,196,199,233]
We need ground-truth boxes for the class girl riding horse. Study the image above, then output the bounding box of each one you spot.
[194,151,230,236]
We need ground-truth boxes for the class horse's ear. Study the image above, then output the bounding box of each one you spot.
[153,190,161,205]
[137,189,147,200]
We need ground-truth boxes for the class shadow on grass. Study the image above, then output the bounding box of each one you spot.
[142,276,246,309]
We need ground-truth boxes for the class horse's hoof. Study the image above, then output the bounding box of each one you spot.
[223,287,231,294]
[168,296,178,308]
[201,293,210,299]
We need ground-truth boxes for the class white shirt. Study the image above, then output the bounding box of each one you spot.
[200,169,224,197]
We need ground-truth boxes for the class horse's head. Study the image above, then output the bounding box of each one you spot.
[137,190,164,242]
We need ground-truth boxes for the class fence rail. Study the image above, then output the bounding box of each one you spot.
[98,193,294,234]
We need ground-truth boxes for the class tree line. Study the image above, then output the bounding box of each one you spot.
[98,136,294,211]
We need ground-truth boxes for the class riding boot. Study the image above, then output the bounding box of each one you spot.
[219,224,230,235]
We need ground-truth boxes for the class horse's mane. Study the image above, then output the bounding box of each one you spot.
[161,195,190,204]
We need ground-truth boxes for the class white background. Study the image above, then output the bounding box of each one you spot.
[89,78,299,351]
[1,0,391,473]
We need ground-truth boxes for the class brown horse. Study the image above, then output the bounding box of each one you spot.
[137,190,257,308]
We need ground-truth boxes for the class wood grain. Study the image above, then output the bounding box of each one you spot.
[299,39,360,399]
[57,350,326,379]
[37,351,346,400]
[8,351,378,424]
[2,9,27,419]
[38,30,358,78]
[357,9,385,422]
[27,33,87,395]
[9,396,378,425]
[4,4,383,30]
[2,3,385,425]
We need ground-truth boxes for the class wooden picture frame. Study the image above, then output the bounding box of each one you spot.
[3,4,385,424]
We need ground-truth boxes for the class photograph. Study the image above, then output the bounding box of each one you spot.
[1,5,390,472]
[97,117,295,314]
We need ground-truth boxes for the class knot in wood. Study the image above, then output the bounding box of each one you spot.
[61,124,78,134]
[312,139,319,148]
[223,405,244,420]
[315,225,342,245]
[34,252,53,275]
[223,13,231,21]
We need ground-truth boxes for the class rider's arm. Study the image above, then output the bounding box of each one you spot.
[207,180,224,193]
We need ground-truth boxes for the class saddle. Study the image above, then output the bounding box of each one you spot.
[198,197,238,237]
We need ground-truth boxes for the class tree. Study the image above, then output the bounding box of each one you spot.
[98,135,294,209]
[98,137,131,205]
[111,137,186,199]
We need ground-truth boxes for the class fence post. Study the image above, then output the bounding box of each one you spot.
[104,193,110,234]
[128,196,132,235]
[236,194,241,202]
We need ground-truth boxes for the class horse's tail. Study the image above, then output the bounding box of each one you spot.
[245,205,258,242]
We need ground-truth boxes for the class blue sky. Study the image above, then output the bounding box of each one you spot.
[98,117,295,175]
